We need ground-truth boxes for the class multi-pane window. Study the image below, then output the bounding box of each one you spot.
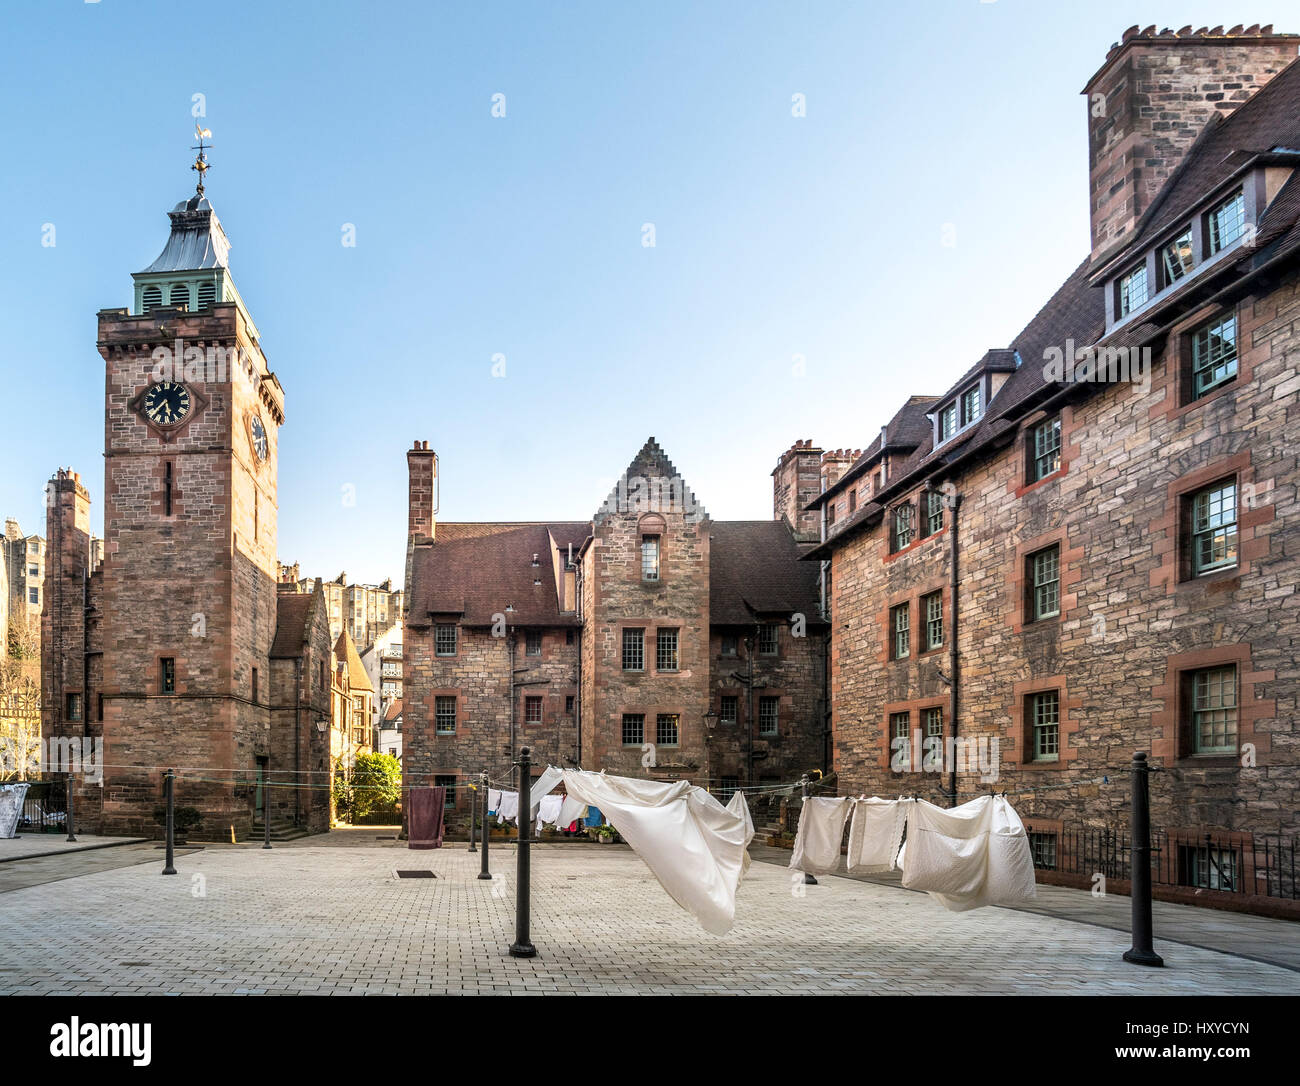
[435,696,457,734]
[1191,313,1237,397]
[1029,546,1060,621]
[1029,832,1058,870]
[1162,228,1194,285]
[435,624,457,656]
[622,628,644,671]
[1118,263,1149,316]
[435,774,457,809]
[892,503,914,551]
[1191,481,1238,576]
[622,713,644,746]
[524,695,543,724]
[923,592,943,651]
[28,587,38,604]
[924,490,944,536]
[924,706,943,743]
[716,777,740,804]
[939,402,957,441]
[720,635,738,656]
[758,624,778,656]
[66,693,82,722]
[525,630,542,656]
[758,697,778,736]
[891,604,910,660]
[656,713,679,746]
[1030,416,1062,482]
[1208,190,1246,253]
[656,628,679,671]
[848,489,857,513]
[890,711,911,770]
[719,695,738,724]
[1030,691,1060,762]
[1191,665,1237,753]
[1179,844,1238,891]
[960,386,981,426]
[641,535,660,581]
[160,657,176,695]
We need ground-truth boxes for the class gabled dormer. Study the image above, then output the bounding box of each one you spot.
[928,350,1019,449]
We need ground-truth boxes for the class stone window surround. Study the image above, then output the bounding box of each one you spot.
[878,696,947,772]
[882,492,946,563]
[1150,645,1275,766]
[1009,675,1080,770]
[1149,299,1261,423]
[876,580,944,664]
[614,704,685,747]
[523,694,545,726]
[1011,404,1077,499]
[1152,449,1273,592]
[426,689,464,737]
[616,621,688,673]
[1006,526,1082,635]
[918,585,947,656]
[153,654,183,696]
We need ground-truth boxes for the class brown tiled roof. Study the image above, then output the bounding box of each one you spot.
[709,521,824,625]
[383,700,403,723]
[407,522,588,627]
[334,630,373,691]
[270,590,315,658]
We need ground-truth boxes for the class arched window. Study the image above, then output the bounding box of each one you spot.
[196,282,216,310]
[169,283,189,309]
[639,513,666,582]
[142,286,162,313]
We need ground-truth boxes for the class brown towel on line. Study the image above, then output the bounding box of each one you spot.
[408,786,446,850]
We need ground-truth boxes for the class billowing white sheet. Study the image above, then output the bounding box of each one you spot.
[789,796,852,875]
[845,797,906,873]
[560,768,749,935]
[725,789,755,878]
[899,795,1037,911]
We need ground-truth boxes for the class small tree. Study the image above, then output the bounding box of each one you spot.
[349,752,401,820]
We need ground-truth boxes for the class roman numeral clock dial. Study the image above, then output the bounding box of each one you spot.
[143,381,191,427]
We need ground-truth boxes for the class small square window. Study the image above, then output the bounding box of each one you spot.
[525,696,543,724]
[892,504,914,552]
[160,658,176,695]
[1029,416,1062,483]
[1179,843,1238,890]
[891,604,910,660]
[641,535,660,581]
[525,630,542,656]
[719,695,738,724]
[1028,546,1060,622]
[1191,313,1237,398]
[622,713,644,746]
[435,774,457,808]
[435,696,457,734]
[435,624,457,656]
[622,628,644,671]
[1161,228,1195,286]
[720,635,738,657]
[66,693,82,722]
[1190,480,1238,576]
[1208,190,1246,254]
[656,628,679,671]
[922,592,943,652]
[1029,691,1059,762]
[890,711,911,771]
[656,713,679,746]
[758,697,778,736]
[758,625,778,655]
[1029,832,1058,870]
[1190,665,1237,753]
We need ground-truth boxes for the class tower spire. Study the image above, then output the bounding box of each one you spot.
[191,124,212,196]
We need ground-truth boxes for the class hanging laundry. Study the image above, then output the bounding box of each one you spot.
[583,806,604,828]
[560,769,749,935]
[536,793,564,831]
[789,796,852,875]
[407,786,446,850]
[0,783,29,839]
[527,766,566,816]
[899,795,1037,911]
[556,793,587,828]
[496,790,519,824]
[845,797,907,873]
[725,789,755,878]
[488,788,502,815]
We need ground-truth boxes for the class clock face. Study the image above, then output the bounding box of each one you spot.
[143,382,191,427]
[250,416,269,461]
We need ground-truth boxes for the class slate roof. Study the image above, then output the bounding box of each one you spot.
[270,590,316,659]
[137,195,232,274]
[709,521,825,625]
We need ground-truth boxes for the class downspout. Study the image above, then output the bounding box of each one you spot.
[508,630,517,783]
[82,564,90,740]
[746,628,756,788]
[947,491,961,808]
[294,656,302,825]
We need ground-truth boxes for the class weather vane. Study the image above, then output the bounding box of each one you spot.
[191,124,213,196]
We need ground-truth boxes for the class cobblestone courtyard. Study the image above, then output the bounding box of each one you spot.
[0,839,1297,995]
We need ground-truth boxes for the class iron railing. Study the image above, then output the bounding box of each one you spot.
[16,781,67,834]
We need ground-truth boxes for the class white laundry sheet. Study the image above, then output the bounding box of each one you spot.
[488,789,502,813]
[725,789,755,878]
[535,793,564,831]
[558,768,750,935]
[0,783,29,839]
[556,793,587,827]
[899,795,1037,911]
[496,791,519,824]
[789,796,852,875]
[845,797,907,873]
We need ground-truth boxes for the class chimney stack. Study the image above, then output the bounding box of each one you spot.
[1084,24,1300,263]
[771,439,824,543]
[405,440,437,605]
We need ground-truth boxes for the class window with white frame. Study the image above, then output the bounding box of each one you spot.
[1029,691,1060,762]
[1190,665,1237,754]
[1208,190,1246,254]
[758,697,778,736]
[1191,312,1237,398]
[1190,480,1238,576]
[1161,228,1195,286]
[1118,262,1149,316]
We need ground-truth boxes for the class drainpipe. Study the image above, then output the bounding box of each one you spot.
[745,629,756,788]
[946,491,961,808]
[294,656,302,825]
[508,630,517,782]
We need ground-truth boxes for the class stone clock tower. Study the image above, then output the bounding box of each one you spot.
[91,172,287,836]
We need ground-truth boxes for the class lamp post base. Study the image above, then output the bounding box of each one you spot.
[1122,948,1164,967]
[509,942,537,958]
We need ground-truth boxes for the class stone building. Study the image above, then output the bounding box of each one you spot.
[285,571,404,649]
[3,519,48,638]
[41,172,332,839]
[808,27,1300,892]
[401,437,829,831]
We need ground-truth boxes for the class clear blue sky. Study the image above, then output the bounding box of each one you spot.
[2,1,1292,585]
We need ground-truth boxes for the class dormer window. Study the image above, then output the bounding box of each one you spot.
[939,403,957,442]
[1118,263,1149,316]
[1161,228,1194,287]
[960,386,981,427]
[1208,190,1246,254]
